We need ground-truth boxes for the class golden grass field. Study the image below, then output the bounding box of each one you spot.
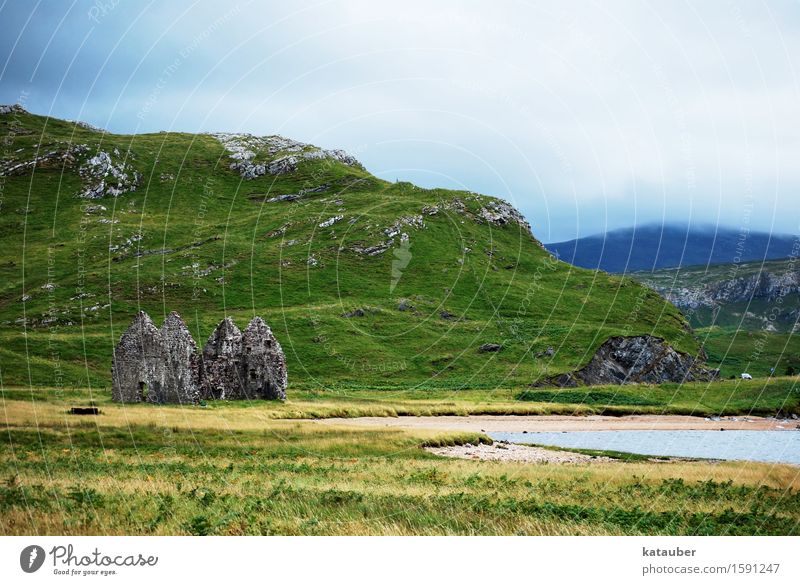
[2,386,800,535]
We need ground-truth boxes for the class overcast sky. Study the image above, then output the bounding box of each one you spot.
[1,0,799,242]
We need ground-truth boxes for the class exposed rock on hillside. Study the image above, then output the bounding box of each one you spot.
[396,299,414,311]
[635,259,800,332]
[260,184,329,203]
[384,215,424,237]
[213,132,362,179]
[69,119,105,132]
[479,201,531,232]
[347,214,425,257]
[422,197,533,236]
[654,270,800,310]
[350,242,391,256]
[319,215,343,228]
[78,149,141,198]
[0,104,25,115]
[479,343,503,353]
[542,335,718,387]
[0,143,88,177]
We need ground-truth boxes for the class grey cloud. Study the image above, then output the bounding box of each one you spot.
[1,0,799,242]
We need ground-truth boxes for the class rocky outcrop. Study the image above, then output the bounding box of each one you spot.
[636,260,800,332]
[0,144,88,177]
[351,242,392,256]
[0,104,26,115]
[541,335,718,387]
[260,184,328,203]
[384,215,424,238]
[160,312,200,403]
[78,149,141,198]
[200,317,244,399]
[0,134,138,199]
[478,343,503,353]
[421,196,533,236]
[241,317,288,400]
[319,215,344,228]
[213,132,362,179]
[112,311,166,403]
[479,201,531,233]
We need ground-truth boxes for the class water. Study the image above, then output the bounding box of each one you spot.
[489,430,800,464]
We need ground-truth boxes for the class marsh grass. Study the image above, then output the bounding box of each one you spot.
[4,376,798,423]
[2,386,800,535]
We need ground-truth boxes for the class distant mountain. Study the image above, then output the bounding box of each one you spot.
[545,225,798,273]
[633,258,800,333]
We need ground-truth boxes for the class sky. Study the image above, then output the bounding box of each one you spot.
[1,0,799,243]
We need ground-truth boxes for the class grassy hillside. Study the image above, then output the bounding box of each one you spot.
[0,107,697,390]
[698,328,800,379]
[633,258,800,331]
[626,259,800,379]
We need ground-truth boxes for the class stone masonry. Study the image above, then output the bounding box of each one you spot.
[200,317,244,399]
[161,311,201,403]
[112,311,166,403]
[241,316,288,400]
[112,312,287,403]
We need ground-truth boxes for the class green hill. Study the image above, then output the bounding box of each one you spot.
[629,258,800,378]
[633,258,799,333]
[0,105,698,390]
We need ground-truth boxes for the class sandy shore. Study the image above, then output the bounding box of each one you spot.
[316,414,798,433]
[425,442,614,464]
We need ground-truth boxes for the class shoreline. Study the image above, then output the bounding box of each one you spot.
[314,414,799,433]
[425,442,616,464]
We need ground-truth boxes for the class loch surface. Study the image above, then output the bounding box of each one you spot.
[490,430,800,464]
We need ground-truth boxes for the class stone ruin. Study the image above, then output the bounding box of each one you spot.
[112,311,287,403]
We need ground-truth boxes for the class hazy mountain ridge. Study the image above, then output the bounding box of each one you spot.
[545,225,798,273]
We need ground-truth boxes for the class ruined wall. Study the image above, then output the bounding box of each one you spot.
[241,317,288,400]
[111,311,166,403]
[112,312,288,402]
[200,317,244,400]
[161,312,200,403]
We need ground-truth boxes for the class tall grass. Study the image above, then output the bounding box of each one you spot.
[2,388,799,535]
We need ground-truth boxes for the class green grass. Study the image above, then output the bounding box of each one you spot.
[4,376,799,421]
[515,390,661,407]
[2,389,800,535]
[3,108,800,536]
[699,327,800,379]
[633,259,800,332]
[0,108,698,390]
[522,444,673,462]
